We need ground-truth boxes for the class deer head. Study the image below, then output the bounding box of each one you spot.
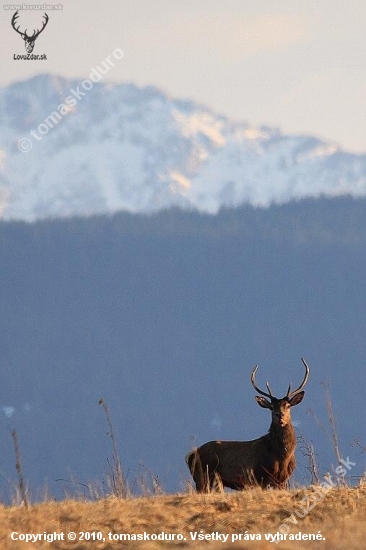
[251,357,310,428]
[11,11,49,53]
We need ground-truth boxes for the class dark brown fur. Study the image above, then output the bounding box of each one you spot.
[186,360,309,492]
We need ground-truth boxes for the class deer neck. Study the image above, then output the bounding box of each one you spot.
[269,421,296,456]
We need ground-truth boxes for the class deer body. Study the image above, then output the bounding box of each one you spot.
[186,359,309,492]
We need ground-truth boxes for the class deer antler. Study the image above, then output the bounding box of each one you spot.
[286,358,310,398]
[11,11,25,38]
[251,365,273,398]
[32,12,49,40]
[11,11,48,41]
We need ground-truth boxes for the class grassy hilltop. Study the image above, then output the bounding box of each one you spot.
[1,486,365,549]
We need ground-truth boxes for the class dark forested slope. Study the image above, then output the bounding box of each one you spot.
[1,197,365,498]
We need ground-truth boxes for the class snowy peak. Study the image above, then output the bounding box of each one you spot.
[1,74,366,221]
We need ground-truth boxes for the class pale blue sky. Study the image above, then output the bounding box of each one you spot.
[2,0,365,152]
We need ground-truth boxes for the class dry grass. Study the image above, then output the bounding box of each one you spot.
[0,486,365,549]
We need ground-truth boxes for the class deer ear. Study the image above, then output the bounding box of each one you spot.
[289,391,305,407]
[255,396,272,409]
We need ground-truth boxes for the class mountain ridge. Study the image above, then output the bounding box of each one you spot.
[1,74,366,221]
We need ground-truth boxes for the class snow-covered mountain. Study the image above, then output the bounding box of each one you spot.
[1,74,366,221]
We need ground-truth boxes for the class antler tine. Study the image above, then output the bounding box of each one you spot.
[11,11,24,36]
[251,365,272,399]
[286,383,292,397]
[33,13,49,39]
[287,358,310,398]
[265,382,273,397]
[11,11,19,24]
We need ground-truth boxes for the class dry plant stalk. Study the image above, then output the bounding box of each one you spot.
[99,398,125,498]
[297,431,320,485]
[321,381,343,476]
[11,429,28,508]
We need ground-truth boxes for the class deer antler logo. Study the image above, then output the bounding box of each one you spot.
[11,11,49,53]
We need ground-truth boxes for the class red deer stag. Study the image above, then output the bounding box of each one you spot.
[186,358,309,491]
